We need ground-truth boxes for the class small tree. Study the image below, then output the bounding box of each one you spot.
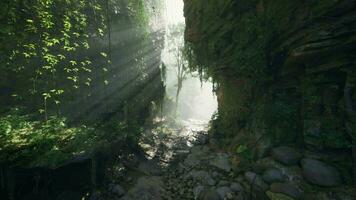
[167,23,188,114]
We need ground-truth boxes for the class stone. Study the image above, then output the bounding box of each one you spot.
[266,191,294,200]
[56,190,84,200]
[218,180,230,186]
[271,146,302,165]
[120,176,164,200]
[193,186,205,199]
[186,170,216,186]
[256,136,273,159]
[270,183,303,199]
[244,172,269,191]
[184,146,209,167]
[230,182,243,192]
[212,171,220,178]
[255,157,303,182]
[108,184,125,197]
[262,168,285,183]
[216,186,233,199]
[199,189,221,200]
[235,192,246,200]
[138,160,162,175]
[194,133,209,145]
[209,153,232,172]
[304,190,354,200]
[301,158,342,187]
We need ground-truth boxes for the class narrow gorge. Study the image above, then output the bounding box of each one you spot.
[0,0,355,200]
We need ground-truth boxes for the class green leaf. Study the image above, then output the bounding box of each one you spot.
[100,52,107,58]
[236,145,248,154]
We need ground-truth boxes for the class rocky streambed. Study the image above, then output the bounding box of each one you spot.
[93,127,355,200]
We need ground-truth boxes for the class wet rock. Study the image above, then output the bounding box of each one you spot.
[301,158,342,187]
[109,183,125,197]
[266,191,294,200]
[270,183,303,199]
[230,182,243,192]
[209,153,232,172]
[216,186,233,199]
[262,168,285,183]
[271,146,302,165]
[244,172,269,191]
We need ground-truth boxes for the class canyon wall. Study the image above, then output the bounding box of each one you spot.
[184,0,356,186]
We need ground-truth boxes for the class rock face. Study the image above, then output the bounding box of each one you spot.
[271,147,302,166]
[183,0,356,187]
[301,158,342,187]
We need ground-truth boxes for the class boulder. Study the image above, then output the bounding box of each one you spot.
[193,186,205,199]
[199,189,221,200]
[120,176,164,200]
[256,136,273,159]
[262,168,285,183]
[217,180,230,186]
[216,186,233,199]
[270,183,303,199]
[301,158,342,187]
[138,160,162,175]
[184,146,209,167]
[108,184,125,197]
[244,172,269,191]
[209,153,232,172]
[186,170,216,186]
[271,146,302,165]
[230,182,243,192]
[194,133,209,145]
[266,191,294,200]
[255,157,303,182]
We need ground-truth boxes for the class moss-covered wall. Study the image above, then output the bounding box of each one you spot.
[184,0,356,168]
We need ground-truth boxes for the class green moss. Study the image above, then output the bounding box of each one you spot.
[0,110,133,168]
